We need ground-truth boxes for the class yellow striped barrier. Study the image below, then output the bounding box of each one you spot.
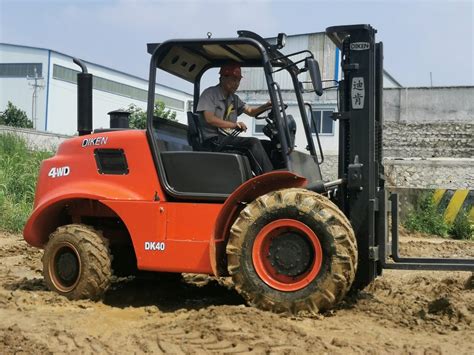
[433,189,474,224]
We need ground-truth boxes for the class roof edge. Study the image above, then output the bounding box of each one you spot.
[0,42,192,96]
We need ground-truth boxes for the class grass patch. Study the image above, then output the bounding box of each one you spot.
[404,190,473,240]
[404,190,450,237]
[0,133,53,233]
[449,212,473,241]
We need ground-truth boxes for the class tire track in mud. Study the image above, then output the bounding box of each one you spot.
[0,232,473,354]
[0,324,50,354]
[132,306,329,354]
[349,271,474,333]
[157,329,254,354]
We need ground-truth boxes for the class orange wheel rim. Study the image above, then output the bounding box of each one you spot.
[252,219,322,292]
[49,242,82,292]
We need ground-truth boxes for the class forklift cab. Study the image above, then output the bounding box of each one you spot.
[146,31,326,200]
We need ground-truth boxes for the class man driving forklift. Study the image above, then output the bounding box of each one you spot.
[196,63,273,174]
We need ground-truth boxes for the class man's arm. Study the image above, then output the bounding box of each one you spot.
[203,100,273,131]
[203,111,247,131]
[243,101,272,117]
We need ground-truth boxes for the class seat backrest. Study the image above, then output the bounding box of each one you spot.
[187,112,204,151]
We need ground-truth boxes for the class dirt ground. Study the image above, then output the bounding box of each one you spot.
[0,230,472,354]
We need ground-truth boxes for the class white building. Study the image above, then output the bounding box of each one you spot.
[0,43,192,135]
[239,32,401,155]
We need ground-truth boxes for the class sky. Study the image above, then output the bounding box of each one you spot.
[1,0,473,91]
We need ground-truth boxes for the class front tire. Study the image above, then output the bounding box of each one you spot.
[42,224,112,300]
[226,188,357,314]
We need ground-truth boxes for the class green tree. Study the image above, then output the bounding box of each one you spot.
[0,101,33,128]
[127,100,176,129]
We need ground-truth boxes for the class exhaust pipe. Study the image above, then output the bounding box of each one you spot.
[108,110,130,129]
[73,58,93,136]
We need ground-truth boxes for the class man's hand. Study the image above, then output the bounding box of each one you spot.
[235,121,247,132]
[244,100,273,117]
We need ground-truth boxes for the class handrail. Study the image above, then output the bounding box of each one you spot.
[271,82,292,154]
[305,103,324,164]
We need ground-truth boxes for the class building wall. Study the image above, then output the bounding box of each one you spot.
[48,52,149,134]
[321,155,474,186]
[316,86,474,183]
[383,86,474,123]
[1,44,193,135]
[0,124,68,152]
[383,86,474,159]
[0,44,49,129]
[384,158,474,190]
[241,85,474,161]
[384,122,473,158]
[240,33,338,92]
[47,52,193,135]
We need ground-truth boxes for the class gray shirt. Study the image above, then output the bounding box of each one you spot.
[196,84,247,140]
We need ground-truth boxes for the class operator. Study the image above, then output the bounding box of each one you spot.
[196,63,273,175]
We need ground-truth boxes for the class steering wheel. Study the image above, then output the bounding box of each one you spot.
[256,103,294,153]
[255,103,288,120]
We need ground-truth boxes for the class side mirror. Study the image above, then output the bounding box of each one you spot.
[305,58,323,96]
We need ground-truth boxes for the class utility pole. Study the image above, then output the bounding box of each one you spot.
[27,67,44,129]
[430,72,433,87]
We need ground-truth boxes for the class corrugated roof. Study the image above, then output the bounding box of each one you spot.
[0,42,192,96]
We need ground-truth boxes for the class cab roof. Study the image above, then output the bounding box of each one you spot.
[147,30,295,83]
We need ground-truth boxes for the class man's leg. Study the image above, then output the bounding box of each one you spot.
[219,136,273,174]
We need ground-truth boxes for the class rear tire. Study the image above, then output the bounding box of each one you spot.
[226,188,357,314]
[42,224,112,300]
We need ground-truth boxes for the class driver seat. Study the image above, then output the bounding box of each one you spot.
[186,111,263,174]
[187,111,209,151]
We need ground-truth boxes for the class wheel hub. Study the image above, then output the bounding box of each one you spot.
[53,245,80,289]
[268,232,313,277]
[252,219,323,292]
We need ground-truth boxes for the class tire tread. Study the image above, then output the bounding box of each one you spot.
[226,188,357,314]
[43,223,112,300]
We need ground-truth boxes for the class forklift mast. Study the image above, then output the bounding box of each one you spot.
[326,25,383,288]
[327,25,473,287]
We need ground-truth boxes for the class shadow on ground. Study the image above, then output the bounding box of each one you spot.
[103,274,246,311]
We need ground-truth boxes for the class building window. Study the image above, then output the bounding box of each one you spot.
[0,63,42,78]
[52,64,184,111]
[310,110,334,135]
[254,119,266,135]
[254,109,335,136]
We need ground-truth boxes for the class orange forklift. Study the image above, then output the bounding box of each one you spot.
[24,25,473,314]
